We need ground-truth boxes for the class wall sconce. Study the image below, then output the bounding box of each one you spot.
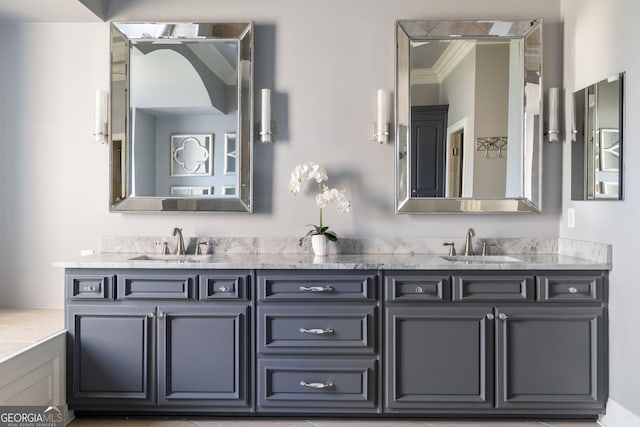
[94,89,109,145]
[373,89,390,144]
[259,88,274,143]
[546,87,561,143]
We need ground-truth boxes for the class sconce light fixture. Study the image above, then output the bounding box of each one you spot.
[259,88,274,143]
[547,87,560,143]
[94,89,109,145]
[373,89,390,144]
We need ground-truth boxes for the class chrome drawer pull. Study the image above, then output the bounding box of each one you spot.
[300,380,334,389]
[84,285,96,292]
[569,287,578,294]
[299,285,334,292]
[300,328,335,335]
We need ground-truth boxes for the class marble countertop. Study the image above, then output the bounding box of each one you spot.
[54,252,611,271]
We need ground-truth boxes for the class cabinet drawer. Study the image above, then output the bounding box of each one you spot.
[258,306,375,354]
[199,271,250,300]
[452,275,534,301]
[537,274,603,302]
[257,358,377,411]
[117,273,196,300]
[385,273,450,302]
[66,274,114,300]
[257,271,376,301]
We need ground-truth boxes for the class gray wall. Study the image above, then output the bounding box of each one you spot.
[0,0,562,310]
[561,0,640,418]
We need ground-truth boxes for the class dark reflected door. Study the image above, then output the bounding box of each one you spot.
[411,105,449,197]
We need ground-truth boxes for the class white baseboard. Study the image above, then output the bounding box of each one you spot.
[599,399,640,427]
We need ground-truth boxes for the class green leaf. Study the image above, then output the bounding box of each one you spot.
[324,231,338,242]
[319,226,329,233]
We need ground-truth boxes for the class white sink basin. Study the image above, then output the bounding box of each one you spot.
[440,255,524,263]
[129,254,212,262]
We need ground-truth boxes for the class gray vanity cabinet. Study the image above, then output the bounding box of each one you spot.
[156,304,249,408]
[385,306,494,411]
[65,269,252,413]
[495,306,605,411]
[67,304,155,407]
[256,270,380,413]
[384,271,607,416]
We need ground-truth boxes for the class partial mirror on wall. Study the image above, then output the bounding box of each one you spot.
[571,72,624,201]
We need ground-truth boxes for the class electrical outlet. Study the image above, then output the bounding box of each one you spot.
[80,249,95,257]
[567,208,576,228]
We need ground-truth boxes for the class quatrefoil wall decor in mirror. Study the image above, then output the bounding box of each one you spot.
[171,134,213,176]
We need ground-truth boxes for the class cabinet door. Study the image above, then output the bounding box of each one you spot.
[156,305,250,410]
[385,306,494,412]
[496,306,605,410]
[67,305,155,407]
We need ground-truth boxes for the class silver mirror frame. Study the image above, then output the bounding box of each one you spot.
[395,19,543,214]
[109,22,253,212]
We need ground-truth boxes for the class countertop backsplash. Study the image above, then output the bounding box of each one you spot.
[100,236,611,264]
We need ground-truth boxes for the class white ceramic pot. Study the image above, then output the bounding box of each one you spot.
[311,234,328,257]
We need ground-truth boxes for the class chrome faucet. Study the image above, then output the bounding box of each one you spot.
[463,228,476,256]
[173,227,186,255]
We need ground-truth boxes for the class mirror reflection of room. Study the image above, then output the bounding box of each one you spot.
[409,38,525,199]
[127,25,239,198]
[572,73,624,201]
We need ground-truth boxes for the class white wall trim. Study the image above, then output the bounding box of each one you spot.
[599,399,640,427]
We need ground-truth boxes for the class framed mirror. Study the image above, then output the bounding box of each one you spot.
[395,19,542,213]
[571,73,624,201]
[110,22,253,212]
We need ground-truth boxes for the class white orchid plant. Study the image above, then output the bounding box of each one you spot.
[289,162,351,245]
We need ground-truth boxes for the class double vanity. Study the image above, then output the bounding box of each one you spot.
[68,15,615,421]
[58,238,610,419]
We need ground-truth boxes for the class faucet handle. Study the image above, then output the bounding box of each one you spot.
[195,241,209,255]
[481,242,496,256]
[155,241,170,255]
[443,242,456,256]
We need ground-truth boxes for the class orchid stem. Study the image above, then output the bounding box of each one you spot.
[318,183,323,230]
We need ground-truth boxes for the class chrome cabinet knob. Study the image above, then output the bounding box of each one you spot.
[498,313,508,320]
[486,313,495,320]
[569,287,578,294]
[219,285,229,292]
[147,312,155,318]
[157,311,166,319]
[415,286,424,294]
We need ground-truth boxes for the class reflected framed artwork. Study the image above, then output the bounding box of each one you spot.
[170,134,213,176]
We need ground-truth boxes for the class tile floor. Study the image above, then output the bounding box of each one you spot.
[68,418,600,426]
[0,308,64,361]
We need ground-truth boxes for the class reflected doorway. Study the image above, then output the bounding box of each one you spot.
[447,129,464,198]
